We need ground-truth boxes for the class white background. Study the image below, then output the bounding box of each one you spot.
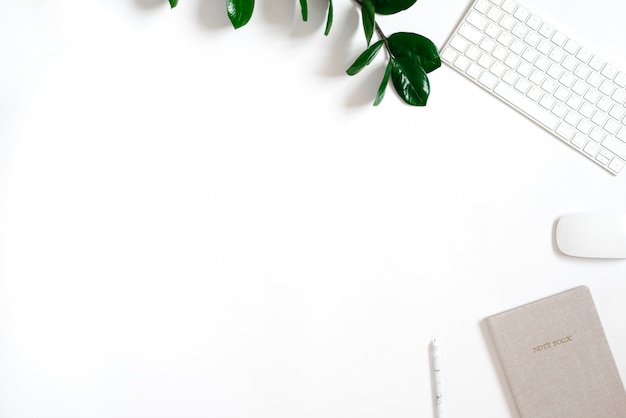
[2,1,626,417]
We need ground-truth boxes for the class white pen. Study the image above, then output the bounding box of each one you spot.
[431,338,444,418]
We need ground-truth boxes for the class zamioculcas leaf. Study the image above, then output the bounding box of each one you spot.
[227,0,254,29]
[387,32,441,73]
[374,60,392,106]
[169,0,178,8]
[390,56,430,106]
[299,0,308,21]
[346,40,384,76]
[361,0,375,46]
[324,0,333,36]
[371,0,417,15]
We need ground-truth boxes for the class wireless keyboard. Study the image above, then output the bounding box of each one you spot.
[441,0,626,175]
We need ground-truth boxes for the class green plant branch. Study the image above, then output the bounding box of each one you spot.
[166,0,440,106]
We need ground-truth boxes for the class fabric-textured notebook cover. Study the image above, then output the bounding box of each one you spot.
[485,286,626,418]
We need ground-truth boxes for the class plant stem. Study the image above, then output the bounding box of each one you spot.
[352,0,393,56]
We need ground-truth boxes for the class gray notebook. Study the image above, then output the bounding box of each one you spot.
[485,286,626,418]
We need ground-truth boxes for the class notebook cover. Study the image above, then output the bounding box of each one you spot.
[485,286,626,418]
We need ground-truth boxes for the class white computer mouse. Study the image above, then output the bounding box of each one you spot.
[555,213,626,258]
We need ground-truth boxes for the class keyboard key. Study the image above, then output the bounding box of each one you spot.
[574,65,590,79]
[586,72,603,88]
[516,61,533,77]
[556,123,575,140]
[538,22,554,38]
[561,56,578,71]
[609,105,626,121]
[546,64,563,80]
[466,63,483,79]
[559,72,575,88]
[501,0,517,13]
[597,97,613,112]
[614,72,626,88]
[563,39,580,55]
[551,31,567,47]
[602,64,618,80]
[487,7,503,22]
[474,0,491,14]
[521,48,538,63]
[599,80,616,96]
[497,31,514,46]
[609,157,625,172]
[571,133,587,148]
[602,136,626,159]
[485,23,501,38]
[480,37,496,52]
[492,45,508,60]
[502,70,518,85]
[504,54,521,69]
[604,119,621,135]
[579,103,594,118]
[548,48,565,63]
[584,88,600,104]
[524,31,540,47]
[479,71,498,89]
[499,15,516,31]
[526,14,542,30]
[576,48,592,63]
[478,54,495,69]
[566,95,582,110]
[591,111,608,126]
[465,45,482,60]
[459,24,483,44]
[490,61,506,76]
[571,80,587,96]
[467,11,489,30]
[577,119,593,134]
[511,23,527,38]
[515,78,531,93]
[534,56,550,71]
[552,102,568,117]
[454,55,471,71]
[588,56,605,71]
[590,127,605,142]
[510,39,525,54]
[564,110,580,125]
[554,87,569,102]
[596,152,610,165]
[513,6,529,22]
[536,39,552,55]
[584,140,601,156]
[450,36,469,52]
[612,89,626,105]
[541,78,558,94]
[539,94,556,110]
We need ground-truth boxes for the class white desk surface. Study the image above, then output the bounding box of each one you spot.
[2,1,626,417]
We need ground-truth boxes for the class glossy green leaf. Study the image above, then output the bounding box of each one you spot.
[169,0,178,8]
[372,0,417,15]
[374,61,392,106]
[324,0,333,36]
[390,56,430,106]
[227,0,254,29]
[300,0,308,21]
[346,40,384,76]
[387,32,441,73]
[361,0,375,46]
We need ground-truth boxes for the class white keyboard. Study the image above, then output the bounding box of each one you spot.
[441,0,626,175]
